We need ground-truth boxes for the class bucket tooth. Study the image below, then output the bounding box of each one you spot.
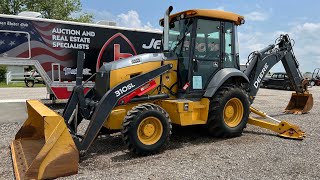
[10,100,79,180]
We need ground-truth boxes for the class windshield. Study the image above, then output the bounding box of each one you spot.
[168,19,193,56]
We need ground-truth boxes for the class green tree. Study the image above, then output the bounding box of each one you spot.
[0,0,25,15]
[0,0,93,23]
[0,65,7,82]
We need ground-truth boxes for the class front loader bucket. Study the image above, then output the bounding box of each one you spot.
[10,100,79,180]
[285,93,313,114]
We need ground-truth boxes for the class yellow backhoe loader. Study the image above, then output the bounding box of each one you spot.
[10,6,313,179]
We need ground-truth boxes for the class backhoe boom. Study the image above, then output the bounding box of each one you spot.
[244,34,313,114]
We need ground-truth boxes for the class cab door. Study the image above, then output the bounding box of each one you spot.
[190,19,222,91]
[189,19,237,92]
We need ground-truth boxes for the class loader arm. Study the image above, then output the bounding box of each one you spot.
[244,34,313,114]
[60,51,173,152]
[10,49,173,179]
[74,64,172,152]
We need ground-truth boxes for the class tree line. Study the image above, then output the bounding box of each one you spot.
[0,0,93,23]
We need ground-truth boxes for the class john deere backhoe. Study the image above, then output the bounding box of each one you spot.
[10,6,313,179]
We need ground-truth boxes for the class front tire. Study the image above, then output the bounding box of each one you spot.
[207,85,249,137]
[121,103,172,155]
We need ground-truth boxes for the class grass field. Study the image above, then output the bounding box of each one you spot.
[0,81,46,88]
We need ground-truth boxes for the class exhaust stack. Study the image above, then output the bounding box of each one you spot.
[163,6,173,52]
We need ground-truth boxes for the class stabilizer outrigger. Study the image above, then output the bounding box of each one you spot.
[248,106,305,139]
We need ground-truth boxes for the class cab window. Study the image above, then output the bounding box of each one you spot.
[194,19,220,59]
[224,22,234,68]
[168,19,193,88]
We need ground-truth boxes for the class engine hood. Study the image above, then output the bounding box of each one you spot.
[99,53,168,72]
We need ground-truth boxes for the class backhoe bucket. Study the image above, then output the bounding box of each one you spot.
[10,100,79,180]
[285,93,313,114]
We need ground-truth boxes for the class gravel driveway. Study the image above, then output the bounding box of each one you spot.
[0,87,319,179]
[0,87,47,102]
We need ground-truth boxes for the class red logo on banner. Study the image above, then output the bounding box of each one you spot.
[114,44,133,60]
[96,33,137,71]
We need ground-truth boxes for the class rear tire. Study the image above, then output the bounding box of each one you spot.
[121,103,171,155]
[207,85,249,137]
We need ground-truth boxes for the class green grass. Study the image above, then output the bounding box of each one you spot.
[0,81,46,88]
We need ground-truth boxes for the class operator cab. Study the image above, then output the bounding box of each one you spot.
[161,9,245,97]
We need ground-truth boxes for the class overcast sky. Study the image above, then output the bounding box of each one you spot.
[81,0,320,72]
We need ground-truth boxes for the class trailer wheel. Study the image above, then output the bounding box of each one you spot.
[207,85,249,137]
[25,80,34,87]
[121,103,171,155]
